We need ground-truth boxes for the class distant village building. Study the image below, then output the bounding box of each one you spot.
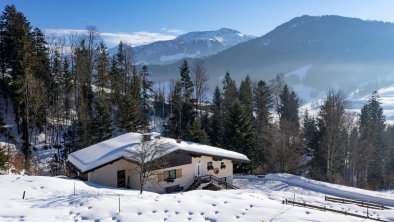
[67,132,249,193]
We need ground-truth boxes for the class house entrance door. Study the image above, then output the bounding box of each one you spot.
[117,170,126,187]
[195,162,204,178]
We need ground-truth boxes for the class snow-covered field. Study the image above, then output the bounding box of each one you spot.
[0,174,393,222]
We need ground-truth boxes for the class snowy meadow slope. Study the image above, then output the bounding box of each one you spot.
[0,174,393,222]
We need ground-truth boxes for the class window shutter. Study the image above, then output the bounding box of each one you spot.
[158,172,164,182]
[176,168,182,178]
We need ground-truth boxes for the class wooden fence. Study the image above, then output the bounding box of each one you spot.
[282,199,388,222]
[324,196,391,210]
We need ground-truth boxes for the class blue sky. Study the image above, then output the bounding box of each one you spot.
[2,0,394,46]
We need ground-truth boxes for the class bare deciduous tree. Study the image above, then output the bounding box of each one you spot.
[126,136,168,194]
[270,120,302,173]
[269,73,285,113]
[317,89,348,181]
[192,60,209,118]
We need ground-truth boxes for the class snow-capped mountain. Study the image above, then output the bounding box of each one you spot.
[150,15,394,104]
[112,28,255,65]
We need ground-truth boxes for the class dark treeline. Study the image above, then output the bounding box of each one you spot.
[0,5,153,174]
[0,5,393,190]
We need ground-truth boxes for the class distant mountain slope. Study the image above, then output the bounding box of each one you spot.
[150,15,394,101]
[111,28,255,65]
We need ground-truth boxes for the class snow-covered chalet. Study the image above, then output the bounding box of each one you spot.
[67,132,249,193]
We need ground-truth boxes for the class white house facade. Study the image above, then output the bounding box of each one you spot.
[67,132,249,193]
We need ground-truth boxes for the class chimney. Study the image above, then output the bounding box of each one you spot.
[142,133,152,142]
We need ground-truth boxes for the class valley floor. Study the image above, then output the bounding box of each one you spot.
[0,174,393,222]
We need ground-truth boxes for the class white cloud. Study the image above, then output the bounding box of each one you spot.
[45,29,88,36]
[44,29,178,46]
[101,32,176,46]
[161,27,185,35]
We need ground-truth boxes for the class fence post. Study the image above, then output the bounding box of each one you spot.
[118,195,120,213]
[366,200,369,218]
[22,191,25,199]
[74,182,75,195]
[293,189,295,206]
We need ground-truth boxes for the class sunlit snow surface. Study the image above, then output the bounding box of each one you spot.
[0,174,393,222]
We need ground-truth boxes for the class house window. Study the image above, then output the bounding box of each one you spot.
[221,162,226,169]
[164,169,176,182]
[207,161,214,170]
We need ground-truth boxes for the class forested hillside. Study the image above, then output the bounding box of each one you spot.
[0,5,393,190]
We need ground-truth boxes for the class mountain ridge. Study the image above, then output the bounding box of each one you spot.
[110,28,255,65]
[149,15,394,102]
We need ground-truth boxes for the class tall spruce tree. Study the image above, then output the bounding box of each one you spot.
[179,60,195,134]
[0,5,46,171]
[208,86,224,146]
[119,67,143,133]
[95,41,109,97]
[140,65,153,125]
[302,110,319,157]
[253,80,273,171]
[384,125,394,189]
[184,120,209,144]
[92,97,112,143]
[166,60,196,139]
[109,55,121,107]
[119,96,142,132]
[224,101,254,157]
[239,75,253,113]
[222,72,238,114]
[74,39,94,148]
[278,85,300,127]
[359,91,386,189]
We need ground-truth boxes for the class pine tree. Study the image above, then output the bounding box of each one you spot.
[253,80,273,171]
[95,41,109,97]
[0,144,8,171]
[166,60,196,139]
[139,65,153,128]
[153,86,166,119]
[3,6,36,169]
[116,41,133,96]
[302,110,319,157]
[74,39,94,148]
[140,65,153,124]
[0,110,6,135]
[109,55,121,107]
[222,72,238,114]
[63,123,79,156]
[239,75,253,113]
[278,85,300,127]
[179,60,195,131]
[302,110,321,177]
[384,125,394,189]
[92,97,113,143]
[31,27,51,85]
[208,86,224,146]
[224,101,254,157]
[184,120,209,144]
[359,91,386,189]
[119,96,142,132]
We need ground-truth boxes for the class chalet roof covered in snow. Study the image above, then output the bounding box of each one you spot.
[67,132,249,173]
